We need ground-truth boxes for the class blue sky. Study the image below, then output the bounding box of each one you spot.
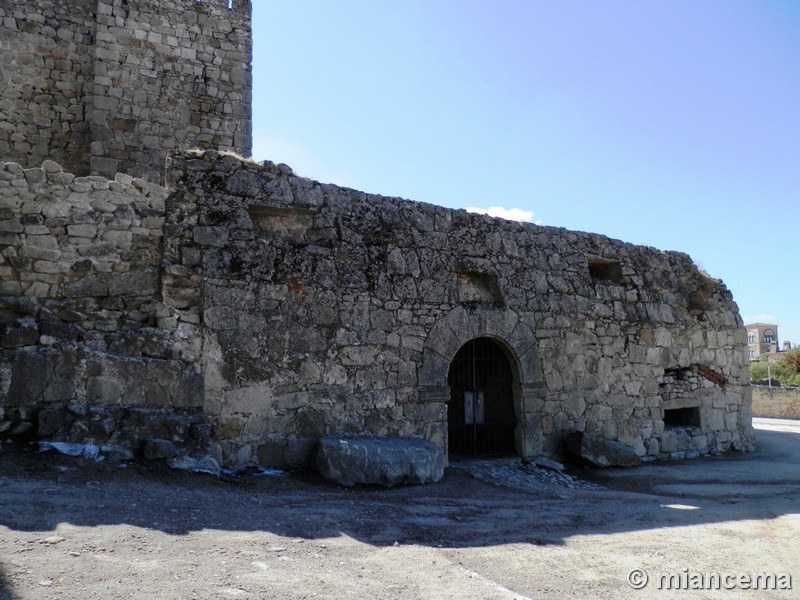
[250,1,800,346]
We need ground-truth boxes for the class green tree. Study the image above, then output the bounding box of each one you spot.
[771,360,794,384]
[751,349,800,385]
[749,361,770,382]
[777,348,800,377]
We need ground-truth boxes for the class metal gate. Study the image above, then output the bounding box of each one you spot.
[447,337,516,457]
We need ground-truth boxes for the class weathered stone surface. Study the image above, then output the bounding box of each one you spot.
[6,420,34,437]
[101,444,135,462]
[0,151,756,467]
[141,438,178,461]
[752,384,800,420]
[0,318,39,348]
[0,1,251,183]
[532,455,565,472]
[37,406,73,438]
[564,432,641,468]
[169,455,222,476]
[314,436,445,487]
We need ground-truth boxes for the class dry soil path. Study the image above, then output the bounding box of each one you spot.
[0,418,798,599]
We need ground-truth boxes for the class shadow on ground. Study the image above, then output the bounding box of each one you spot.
[0,564,18,600]
[0,421,798,551]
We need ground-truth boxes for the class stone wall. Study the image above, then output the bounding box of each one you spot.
[0,150,756,467]
[0,0,252,183]
[163,150,754,466]
[0,159,165,299]
[87,0,252,181]
[752,385,800,420]
[0,159,205,459]
[0,0,96,175]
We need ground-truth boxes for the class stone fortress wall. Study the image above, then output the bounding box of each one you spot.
[0,0,252,183]
[0,0,755,468]
[166,151,754,465]
[0,158,206,458]
[0,150,755,467]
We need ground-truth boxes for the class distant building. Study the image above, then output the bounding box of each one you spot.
[745,323,779,360]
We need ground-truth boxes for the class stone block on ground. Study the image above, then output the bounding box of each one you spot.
[314,436,444,487]
[169,454,221,476]
[564,431,641,468]
[141,437,178,461]
[532,455,565,472]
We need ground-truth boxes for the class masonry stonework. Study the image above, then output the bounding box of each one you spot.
[0,151,755,467]
[0,158,206,457]
[0,0,252,183]
[752,385,800,420]
[0,1,755,469]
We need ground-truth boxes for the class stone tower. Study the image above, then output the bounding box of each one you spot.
[0,0,252,183]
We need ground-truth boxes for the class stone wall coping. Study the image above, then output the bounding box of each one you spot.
[3,160,167,198]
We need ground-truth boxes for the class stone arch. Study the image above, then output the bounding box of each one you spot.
[447,336,517,457]
[417,306,545,460]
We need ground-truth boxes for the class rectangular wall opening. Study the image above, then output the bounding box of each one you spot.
[247,205,315,241]
[456,271,503,306]
[664,406,701,429]
[586,255,623,284]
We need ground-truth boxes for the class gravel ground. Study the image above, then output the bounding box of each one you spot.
[1,418,798,599]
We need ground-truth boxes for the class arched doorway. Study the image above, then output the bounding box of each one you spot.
[447,337,517,457]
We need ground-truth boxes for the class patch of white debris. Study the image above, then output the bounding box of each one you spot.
[451,457,603,491]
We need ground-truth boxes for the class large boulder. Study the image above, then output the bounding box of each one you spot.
[564,431,641,467]
[314,436,444,487]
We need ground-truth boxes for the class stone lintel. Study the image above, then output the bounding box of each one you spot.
[663,397,702,411]
[417,385,450,404]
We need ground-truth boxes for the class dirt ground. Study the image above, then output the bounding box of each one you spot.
[1,418,798,600]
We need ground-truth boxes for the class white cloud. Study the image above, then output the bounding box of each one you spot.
[466,206,539,224]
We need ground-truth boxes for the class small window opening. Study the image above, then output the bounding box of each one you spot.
[456,271,503,306]
[664,407,701,429]
[247,205,315,241]
[586,255,623,284]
